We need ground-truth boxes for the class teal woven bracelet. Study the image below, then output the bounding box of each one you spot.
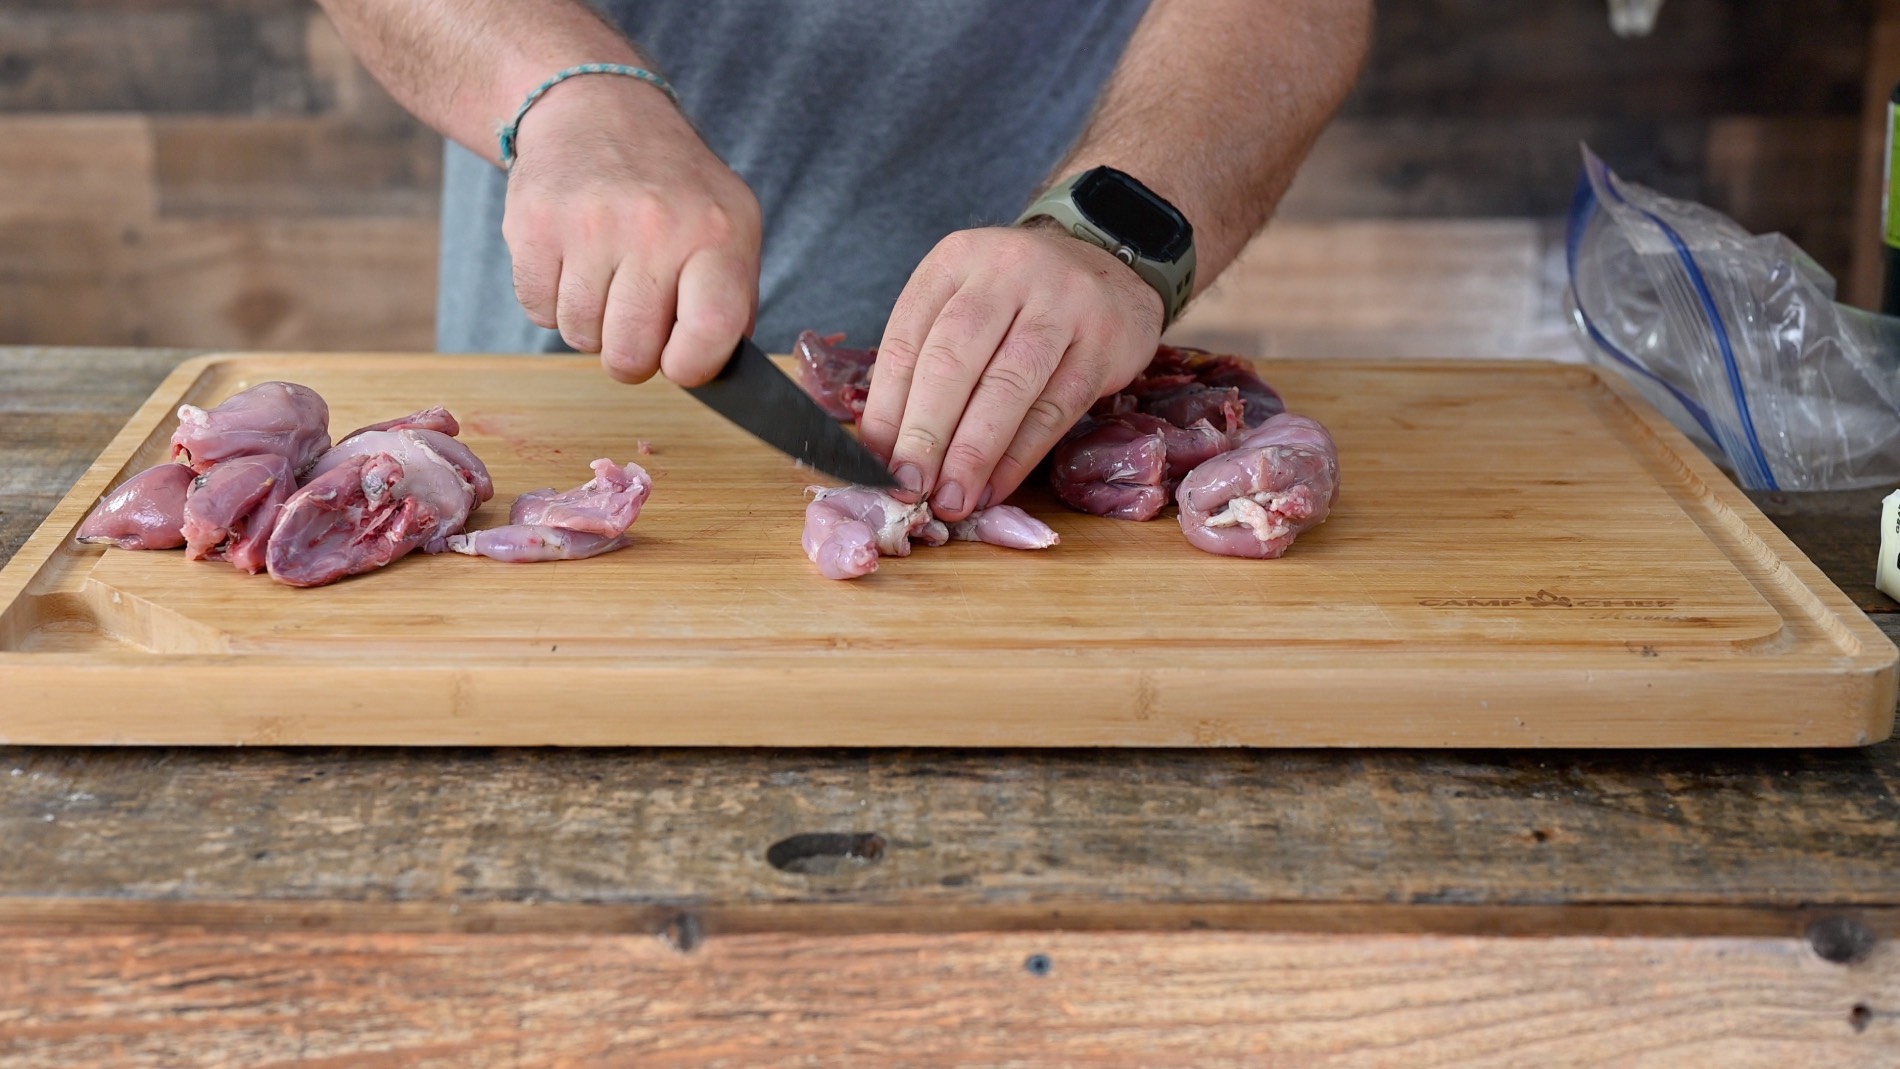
[498,63,680,167]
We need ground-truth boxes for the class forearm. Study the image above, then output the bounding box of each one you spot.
[312,0,661,166]
[1046,0,1372,291]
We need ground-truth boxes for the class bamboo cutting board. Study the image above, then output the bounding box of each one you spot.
[0,353,1891,747]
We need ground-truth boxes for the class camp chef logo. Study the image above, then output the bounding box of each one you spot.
[1417,589,1679,609]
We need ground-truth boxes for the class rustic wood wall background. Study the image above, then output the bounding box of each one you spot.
[0,0,1876,357]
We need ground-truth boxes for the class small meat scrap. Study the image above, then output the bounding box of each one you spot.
[74,463,196,550]
[181,453,296,573]
[171,381,331,476]
[266,430,482,587]
[793,330,877,421]
[946,505,1060,550]
[1175,414,1340,559]
[803,488,1058,580]
[337,405,460,443]
[445,459,653,563]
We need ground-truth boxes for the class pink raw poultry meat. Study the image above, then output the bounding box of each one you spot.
[946,505,1060,550]
[803,487,1058,580]
[1175,414,1340,559]
[180,453,296,573]
[1048,416,1171,521]
[445,459,652,562]
[265,430,483,587]
[305,428,494,504]
[74,463,195,550]
[337,405,460,443]
[793,330,877,421]
[171,381,331,476]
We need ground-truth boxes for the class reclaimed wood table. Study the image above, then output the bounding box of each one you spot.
[0,348,1895,1067]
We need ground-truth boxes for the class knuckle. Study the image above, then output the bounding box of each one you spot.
[1023,393,1080,437]
[896,425,945,460]
[942,439,993,475]
[978,358,1040,402]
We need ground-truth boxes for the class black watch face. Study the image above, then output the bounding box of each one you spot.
[1072,168,1192,262]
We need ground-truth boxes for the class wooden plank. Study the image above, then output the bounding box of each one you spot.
[0,353,1890,746]
[152,117,441,219]
[1705,116,1862,282]
[0,928,1891,1068]
[0,10,322,113]
[1851,0,1900,309]
[1175,219,1549,339]
[1343,0,1870,121]
[2,738,1896,907]
[0,219,435,349]
[1281,117,1709,219]
[0,116,153,224]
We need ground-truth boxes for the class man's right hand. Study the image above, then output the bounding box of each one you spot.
[501,75,762,388]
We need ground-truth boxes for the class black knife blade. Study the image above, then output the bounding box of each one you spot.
[684,336,899,488]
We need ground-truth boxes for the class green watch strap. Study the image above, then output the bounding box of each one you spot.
[1013,171,1197,329]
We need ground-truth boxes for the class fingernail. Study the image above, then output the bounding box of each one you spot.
[977,485,994,510]
[894,463,923,494]
[935,482,964,514]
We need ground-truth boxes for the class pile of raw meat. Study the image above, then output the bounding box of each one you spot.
[74,382,650,588]
[793,331,1341,575]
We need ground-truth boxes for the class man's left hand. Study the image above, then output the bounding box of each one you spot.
[858,224,1165,522]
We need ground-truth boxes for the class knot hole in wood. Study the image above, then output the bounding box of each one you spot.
[765,832,887,876]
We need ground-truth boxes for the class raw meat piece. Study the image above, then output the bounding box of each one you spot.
[171,381,331,476]
[1175,413,1340,559]
[444,459,653,562]
[1048,416,1171,521]
[266,431,480,587]
[1143,345,1284,426]
[180,453,296,573]
[802,486,934,580]
[1138,384,1245,435]
[306,429,494,504]
[74,463,195,550]
[338,405,460,443]
[802,489,1059,579]
[946,505,1060,549]
[793,330,877,421]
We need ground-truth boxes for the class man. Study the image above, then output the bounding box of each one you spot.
[313,0,1370,522]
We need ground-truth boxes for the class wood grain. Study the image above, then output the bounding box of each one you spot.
[0,929,1892,1068]
[0,352,1890,746]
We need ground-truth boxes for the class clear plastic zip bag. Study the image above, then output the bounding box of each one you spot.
[1565,144,1900,490]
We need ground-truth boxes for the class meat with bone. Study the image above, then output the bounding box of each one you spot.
[803,487,1058,580]
[1174,413,1340,559]
[337,405,460,443]
[170,381,331,476]
[444,458,652,562]
[74,463,196,550]
[180,453,296,573]
[265,429,482,587]
[802,486,934,580]
[305,428,494,504]
[792,330,877,422]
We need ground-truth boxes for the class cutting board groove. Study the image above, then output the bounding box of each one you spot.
[0,352,1890,747]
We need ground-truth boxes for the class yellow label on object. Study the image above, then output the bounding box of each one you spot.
[1887,102,1900,249]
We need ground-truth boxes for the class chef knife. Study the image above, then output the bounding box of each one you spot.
[685,336,899,488]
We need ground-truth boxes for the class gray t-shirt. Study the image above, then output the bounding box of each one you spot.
[436,0,1151,355]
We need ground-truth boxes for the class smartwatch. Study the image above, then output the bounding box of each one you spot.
[1013,165,1197,328]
